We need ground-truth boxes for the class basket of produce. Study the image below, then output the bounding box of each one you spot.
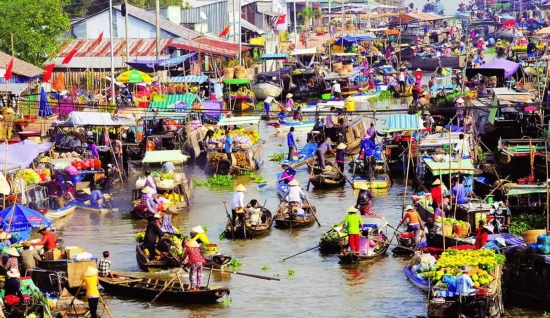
[453,222,470,237]
[522,229,547,245]
[442,223,453,237]
[201,244,219,259]
[223,67,235,79]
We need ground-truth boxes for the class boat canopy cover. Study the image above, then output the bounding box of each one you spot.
[142,150,189,164]
[261,53,289,60]
[334,35,377,46]
[0,140,54,169]
[465,58,520,79]
[382,114,424,132]
[217,116,261,126]
[424,158,475,176]
[54,111,118,126]
[257,68,291,78]
[169,75,209,84]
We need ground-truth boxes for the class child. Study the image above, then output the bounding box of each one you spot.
[98,251,118,278]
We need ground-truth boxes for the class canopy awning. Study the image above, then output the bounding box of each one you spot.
[217,116,261,126]
[142,150,189,164]
[465,58,520,79]
[334,35,377,46]
[290,48,317,55]
[54,111,118,126]
[261,53,289,60]
[383,114,423,132]
[507,185,548,196]
[0,140,54,169]
[169,75,209,84]
[424,158,475,176]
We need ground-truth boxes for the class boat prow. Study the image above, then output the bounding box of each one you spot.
[44,202,78,219]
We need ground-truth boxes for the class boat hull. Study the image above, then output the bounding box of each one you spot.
[274,202,317,229]
[223,209,273,239]
[410,55,466,71]
[268,121,315,133]
[76,201,119,213]
[252,82,283,100]
[136,244,229,272]
[403,265,430,291]
[353,175,389,189]
[45,202,77,219]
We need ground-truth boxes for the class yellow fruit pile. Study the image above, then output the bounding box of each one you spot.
[234,153,249,168]
[213,128,261,144]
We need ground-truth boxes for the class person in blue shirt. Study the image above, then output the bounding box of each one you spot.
[451,177,468,204]
[90,184,104,207]
[455,268,476,296]
[335,143,350,172]
[316,138,334,170]
[287,127,296,160]
[360,137,375,176]
[224,130,233,159]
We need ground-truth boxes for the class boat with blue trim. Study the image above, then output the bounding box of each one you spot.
[278,142,318,169]
[44,202,78,219]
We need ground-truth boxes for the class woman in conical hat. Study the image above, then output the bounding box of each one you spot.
[231,184,246,227]
[81,266,100,318]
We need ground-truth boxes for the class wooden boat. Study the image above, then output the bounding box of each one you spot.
[308,168,346,188]
[266,119,316,133]
[224,207,273,239]
[274,200,317,228]
[392,232,419,255]
[129,204,183,220]
[252,81,283,100]
[136,244,231,272]
[403,265,430,291]
[410,55,466,71]
[352,174,390,189]
[75,198,119,213]
[278,142,318,169]
[338,232,390,264]
[44,202,77,219]
[276,172,290,198]
[319,224,349,254]
[98,274,229,303]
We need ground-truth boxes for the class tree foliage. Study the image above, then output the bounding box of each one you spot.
[66,0,185,18]
[0,0,71,66]
[297,6,322,29]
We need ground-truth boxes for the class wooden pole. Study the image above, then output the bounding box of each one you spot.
[401,137,412,218]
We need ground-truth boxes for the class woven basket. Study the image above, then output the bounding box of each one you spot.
[442,223,453,237]
[453,223,470,237]
[223,67,235,79]
[235,70,247,79]
[522,229,547,245]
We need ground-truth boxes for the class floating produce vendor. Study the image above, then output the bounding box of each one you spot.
[360,136,375,176]
[32,226,57,252]
[180,239,205,292]
[281,164,296,184]
[231,184,246,227]
[144,213,164,259]
[397,205,425,246]
[343,206,363,253]
[455,267,477,296]
[355,184,374,216]
[284,180,305,212]
[81,266,100,318]
[190,225,210,244]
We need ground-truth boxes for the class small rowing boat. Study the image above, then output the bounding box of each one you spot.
[338,216,390,264]
[224,207,273,239]
[44,202,77,219]
[403,265,430,291]
[136,244,231,272]
[308,167,346,188]
[98,274,230,303]
[76,198,119,213]
[319,224,348,254]
[352,174,390,189]
[266,119,316,132]
[278,142,318,169]
[338,233,389,264]
[274,200,317,228]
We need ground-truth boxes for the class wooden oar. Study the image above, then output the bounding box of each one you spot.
[282,244,320,261]
[303,196,321,227]
[145,269,182,308]
[257,176,291,189]
[210,267,281,281]
[222,201,235,241]
[335,166,354,187]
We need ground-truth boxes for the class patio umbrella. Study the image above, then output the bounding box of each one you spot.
[502,20,516,27]
[116,70,153,83]
[38,87,52,117]
[0,204,52,233]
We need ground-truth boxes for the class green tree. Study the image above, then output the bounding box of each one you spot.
[66,0,188,18]
[297,6,322,30]
[0,0,71,66]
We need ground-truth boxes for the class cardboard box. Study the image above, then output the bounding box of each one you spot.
[67,261,97,288]
[44,250,62,260]
[66,248,85,259]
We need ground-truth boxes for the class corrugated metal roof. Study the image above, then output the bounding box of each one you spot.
[0,51,43,78]
[241,19,265,34]
[170,75,209,84]
[181,2,228,36]
[169,39,238,58]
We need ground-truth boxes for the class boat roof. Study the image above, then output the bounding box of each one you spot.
[290,48,317,56]
[382,114,424,133]
[423,157,475,176]
[217,116,261,126]
[142,150,189,164]
[331,53,358,57]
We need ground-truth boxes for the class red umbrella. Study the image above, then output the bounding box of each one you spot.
[503,20,516,27]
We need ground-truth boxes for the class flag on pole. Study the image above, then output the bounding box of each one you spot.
[62,48,78,65]
[4,59,14,81]
[93,31,104,47]
[219,25,231,38]
[43,64,55,83]
[275,14,287,31]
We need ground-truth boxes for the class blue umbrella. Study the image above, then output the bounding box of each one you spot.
[0,204,52,233]
[39,87,52,117]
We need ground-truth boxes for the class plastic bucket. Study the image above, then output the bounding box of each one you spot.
[486,195,494,204]
[322,93,331,100]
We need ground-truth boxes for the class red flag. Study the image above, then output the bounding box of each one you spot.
[276,14,286,24]
[4,59,14,81]
[219,25,231,38]
[93,31,104,47]
[43,64,55,83]
[62,48,78,65]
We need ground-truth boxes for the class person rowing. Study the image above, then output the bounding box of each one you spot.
[284,180,305,214]
[281,163,296,184]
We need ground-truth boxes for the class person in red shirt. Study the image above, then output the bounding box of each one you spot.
[180,239,205,291]
[474,222,493,249]
[32,226,57,252]
[430,179,443,206]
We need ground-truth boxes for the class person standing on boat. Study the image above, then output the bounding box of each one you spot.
[263,95,277,117]
[390,52,399,71]
[231,184,246,227]
[285,93,295,111]
[422,110,434,131]
[20,242,40,275]
[335,143,350,172]
[32,226,57,252]
[455,98,465,126]
[325,107,337,141]
[63,181,76,203]
[111,135,124,178]
[359,136,375,177]
[190,225,210,244]
[180,239,205,292]
[355,184,374,215]
[316,138,334,170]
[224,130,234,159]
[80,266,100,318]
[414,68,423,88]
[454,133,471,157]
[287,127,297,161]
[331,81,342,100]
[365,122,377,143]
[428,74,436,89]
[144,213,164,259]
[430,179,443,206]
[451,177,468,204]
[343,206,363,253]
[397,205,425,246]
[144,170,157,193]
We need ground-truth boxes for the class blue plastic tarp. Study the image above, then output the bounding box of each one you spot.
[0,205,52,233]
[126,53,196,72]
[334,35,377,46]
[383,114,423,132]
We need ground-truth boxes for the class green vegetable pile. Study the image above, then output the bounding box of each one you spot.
[135,232,145,243]
[509,213,546,236]
[368,90,393,103]
[248,172,266,184]
[435,218,468,226]
[194,174,235,188]
[269,152,286,162]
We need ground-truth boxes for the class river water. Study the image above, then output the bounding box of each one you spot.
[47,101,540,317]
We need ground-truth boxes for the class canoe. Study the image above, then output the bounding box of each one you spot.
[274,200,317,229]
[44,202,77,219]
[308,169,346,188]
[403,265,430,291]
[224,207,273,239]
[98,274,230,303]
[276,172,289,198]
[252,82,283,100]
[319,225,349,254]
[353,174,390,189]
[266,119,316,133]
[136,244,230,272]
[75,198,119,213]
[278,142,318,168]
[338,232,389,264]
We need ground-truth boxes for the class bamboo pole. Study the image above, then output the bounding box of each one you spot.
[401,137,412,218]
[546,135,549,231]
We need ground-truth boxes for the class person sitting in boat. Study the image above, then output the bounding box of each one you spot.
[278,110,288,123]
[190,225,210,244]
[477,79,487,94]
[355,184,374,215]
[422,110,434,131]
[4,269,25,304]
[293,107,303,121]
[284,180,305,212]
[428,75,436,89]
[397,205,425,246]
[281,164,296,184]
[247,200,263,225]
[90,184,104,207]
[144,213,164,259]
[63,181,76,203]
[455,267,477,296]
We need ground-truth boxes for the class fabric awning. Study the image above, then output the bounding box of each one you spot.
[0,140,54,169]
[424,158,475,176]
[54,112,118,126]
[169,75,209,84]
[142,150,189,164]
[465,58,520,79]
[383,114,423,132]
[241,19,265,34]
[389,12,444,24]
[217,116,261,126]
[334,35,377,46]
[148,93,197,112]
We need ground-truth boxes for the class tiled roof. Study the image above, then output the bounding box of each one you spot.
[0,51,43,78]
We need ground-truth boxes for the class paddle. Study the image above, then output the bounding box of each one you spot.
[282,244,320,261]
[303,196,321,227]
[335,166,354,187]
[367,236,417,252]
[257,176,291,190]
[223,201,236,241]
[145,269,182,308]
[250,199,267,240]
[209,267,281,281]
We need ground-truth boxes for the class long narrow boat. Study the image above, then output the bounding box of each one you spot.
[319,224,349,254]
[338,233,390,264]
[98,274,230,303]
[136,244,230,272]
[44,202,78,219]
[403,265,430,291]
[276,172,289,198]
[224,207,273,239]
[308,169,346,188]
[274,200,316,228]
[278,142,318,169]
[267,119,316,133]
[75,198,119,213]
